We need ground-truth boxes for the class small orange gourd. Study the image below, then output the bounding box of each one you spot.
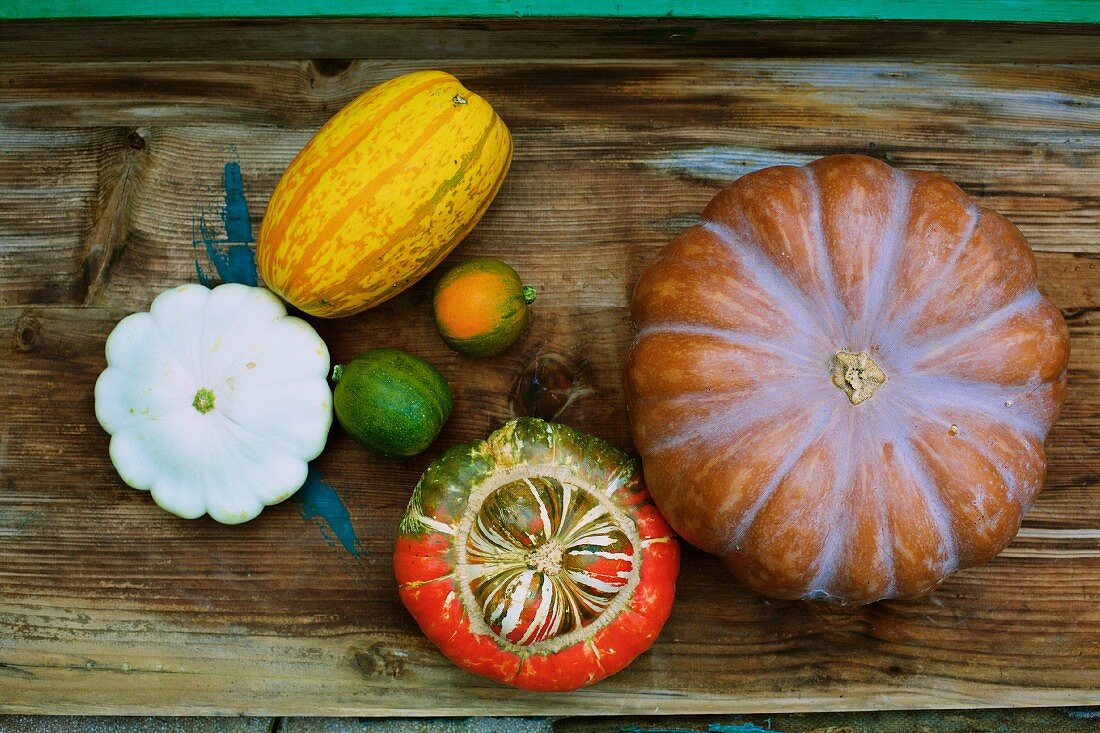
[432,257,536,357]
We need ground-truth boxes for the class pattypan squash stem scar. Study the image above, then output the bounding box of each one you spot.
[192,388,216,414]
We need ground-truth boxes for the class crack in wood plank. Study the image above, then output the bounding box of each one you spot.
[0,662,36,680]
[79,128,144,306]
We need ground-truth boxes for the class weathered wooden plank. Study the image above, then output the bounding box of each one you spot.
[2,19,1100,63]
[1,100,1097,308]
[1,49,1099,716]
[0,718,273,732]
[0,128,135,307]
[4,61,1097,233]
[6,60,1100,138]
[282,721,544,733]
[3,304,1098,519]
[1,566,1098,714]
[1,571,1099,716]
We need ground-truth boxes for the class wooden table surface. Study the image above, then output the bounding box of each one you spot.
[1,18,1098,717]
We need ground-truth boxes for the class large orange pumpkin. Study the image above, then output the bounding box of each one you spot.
[624,154,1069,605]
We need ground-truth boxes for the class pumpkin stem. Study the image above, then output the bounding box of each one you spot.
[192,387,216,415]
[830,350,886,405]
[522,285,537,305]
[331,364,344,383]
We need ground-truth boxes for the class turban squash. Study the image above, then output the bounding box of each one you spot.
[625,154,1069,605]
[394,418,679,690]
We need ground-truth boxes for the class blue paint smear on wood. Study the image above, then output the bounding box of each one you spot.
[222,162,254,243]
[190,161,360,558]
[192,162,257,287]
[295,467,364,557]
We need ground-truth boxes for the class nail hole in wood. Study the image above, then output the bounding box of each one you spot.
[13,316,41,352]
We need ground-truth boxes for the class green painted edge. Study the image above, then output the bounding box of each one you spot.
[5,0,1100,22]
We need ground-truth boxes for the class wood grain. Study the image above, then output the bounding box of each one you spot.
[1,26,1098,715]
[2,19,1100,63]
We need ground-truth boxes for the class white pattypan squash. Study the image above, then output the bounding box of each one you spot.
[95,283,333,524]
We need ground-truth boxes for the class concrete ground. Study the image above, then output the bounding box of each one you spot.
[1,709,1099,732]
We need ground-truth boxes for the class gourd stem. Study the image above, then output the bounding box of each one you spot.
[192,387,216,415]
[331,364,344,383]
[522,285,537,305]
[830,350,886,405]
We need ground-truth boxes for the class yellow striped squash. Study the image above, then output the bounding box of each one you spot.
[257,70,513,318]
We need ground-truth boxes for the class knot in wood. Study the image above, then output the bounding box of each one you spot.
[12,315,42,352]
[511,351,593,421]
[125,130,145,150]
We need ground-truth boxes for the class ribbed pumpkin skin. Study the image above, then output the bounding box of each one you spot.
[625,154,1069,606]
[257,70,513,317]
